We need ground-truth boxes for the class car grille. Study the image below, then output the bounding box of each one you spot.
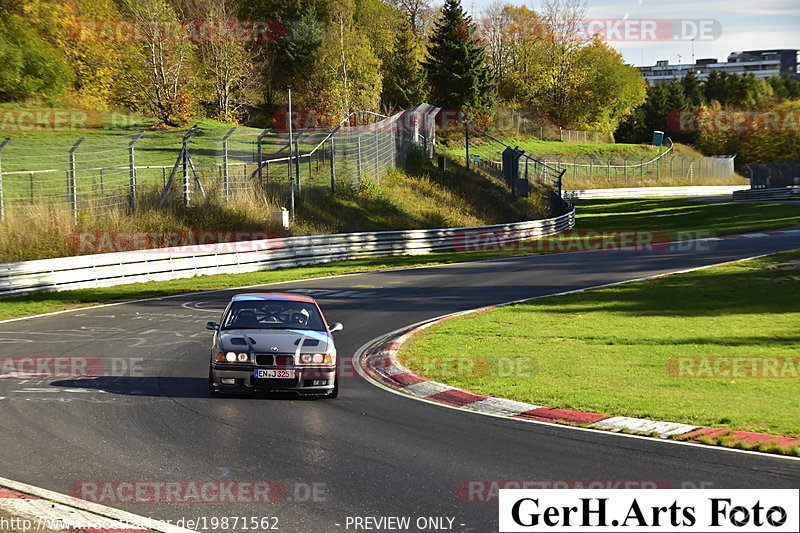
[255,353,294,366]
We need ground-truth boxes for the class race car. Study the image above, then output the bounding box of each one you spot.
[206,293,343,398]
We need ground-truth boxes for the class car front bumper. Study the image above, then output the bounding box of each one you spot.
[210,363,336,393]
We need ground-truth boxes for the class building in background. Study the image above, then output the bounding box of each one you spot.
[637,49,799,85]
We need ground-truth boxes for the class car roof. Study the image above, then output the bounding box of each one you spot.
[231,293,317,304]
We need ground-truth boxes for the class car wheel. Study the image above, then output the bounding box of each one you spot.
[208,368,220,396]
[325,375,339,399]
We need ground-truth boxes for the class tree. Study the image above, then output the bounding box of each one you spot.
[381,20,428,110]
[423,0,494,113]
[681,70,705,107]
[568,39,646,132]
[298,0,382,120]
[0,16,72,101]
[389,0,435,36]
[119,0,197,126]
[182,0,255,122]
[538,0,589,122]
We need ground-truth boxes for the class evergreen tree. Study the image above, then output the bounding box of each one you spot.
[422,0,494,112]
[381,20,428,110]
[681,70,705,107]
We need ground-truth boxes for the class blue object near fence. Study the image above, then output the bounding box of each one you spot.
[652,131,664,146]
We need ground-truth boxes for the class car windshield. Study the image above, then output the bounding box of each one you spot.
[221,300,325,331]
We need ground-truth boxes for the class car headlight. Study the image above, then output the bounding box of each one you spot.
[215,352,249,362]
[300,353,333,364]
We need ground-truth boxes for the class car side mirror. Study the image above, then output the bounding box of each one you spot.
[328,322,343,333]
[206,321,219,331]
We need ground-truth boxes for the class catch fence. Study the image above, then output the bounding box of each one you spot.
[0,104,440,222]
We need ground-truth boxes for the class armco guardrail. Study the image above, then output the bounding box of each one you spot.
[733,187,800,202]
[0,208,575,297]
[564,186,746,200]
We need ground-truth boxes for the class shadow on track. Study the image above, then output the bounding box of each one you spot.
[50,376,327,401]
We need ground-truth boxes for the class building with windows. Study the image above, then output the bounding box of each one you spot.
[637,49,799,85]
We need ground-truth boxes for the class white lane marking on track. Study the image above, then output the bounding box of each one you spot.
[181,301,228,312]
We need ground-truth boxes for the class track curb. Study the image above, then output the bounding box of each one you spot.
[357,245,800,454]
[0,475,198,533]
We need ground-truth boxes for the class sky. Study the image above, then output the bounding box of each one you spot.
[464,0,800,67]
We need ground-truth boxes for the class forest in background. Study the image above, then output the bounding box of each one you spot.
[0,0,797,164]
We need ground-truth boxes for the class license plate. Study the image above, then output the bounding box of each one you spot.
[254,369,296,379]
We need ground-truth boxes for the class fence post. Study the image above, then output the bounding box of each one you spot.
[465,125,470,170]
[0,138,9,221]
[607,158,611,182]
[374,131,379,180]
[295,139,301,193]
[640,156,645,180]
[29,172,34,202]
[222,128,236,203]
[356,135,362,187]
[99,168,105,199]
[69,138,85,223]
[329,138,335,194]
[128,132,143,212]
[623,156,628,184]
[257,130,267,187]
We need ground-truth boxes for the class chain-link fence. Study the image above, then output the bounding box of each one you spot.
[0,103,440,222]
[746,160,800,189]
[531,152,738,188]
[463,123,568,215]
[458,131,741,189]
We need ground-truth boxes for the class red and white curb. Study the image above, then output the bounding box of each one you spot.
[0,475,196,533]
[357,253,800,452]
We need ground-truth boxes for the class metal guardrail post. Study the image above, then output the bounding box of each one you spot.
[0,138,9,221]
[356,135,362,187]
[329,138,336,194]
[128,132,143,212]
[295,139,301,193]
[68,138,85,223]
[222,128,236,203]
[257,130,267,187]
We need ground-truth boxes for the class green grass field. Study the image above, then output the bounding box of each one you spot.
[572,198,800,237]
[439,137,668,161]
[398,250,800,439]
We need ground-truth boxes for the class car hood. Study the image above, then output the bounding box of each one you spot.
[218,328,333,354]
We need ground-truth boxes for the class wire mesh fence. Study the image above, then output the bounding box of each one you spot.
[746,160,800,189]
[463,123,568,215]
[458,131,740,189]
[0,104,440,222]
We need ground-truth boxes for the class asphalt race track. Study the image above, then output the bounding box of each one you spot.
[1,234,799,533]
